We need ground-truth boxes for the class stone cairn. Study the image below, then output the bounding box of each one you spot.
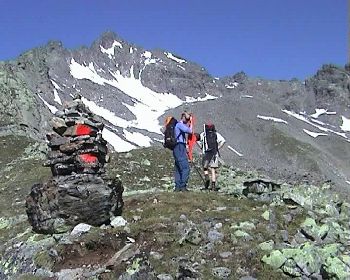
[26,97,123,234]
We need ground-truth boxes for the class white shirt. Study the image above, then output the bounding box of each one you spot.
[198,131,225,154]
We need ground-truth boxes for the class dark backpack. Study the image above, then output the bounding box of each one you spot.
[204,124,218,153]
[164,117,178,150]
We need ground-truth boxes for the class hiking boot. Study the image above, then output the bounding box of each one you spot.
[211,182,219,191]
[204,175,210,189]
[181,188,189,192]
[174,188,181,192]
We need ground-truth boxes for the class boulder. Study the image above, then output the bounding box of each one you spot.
[26,176,123,234]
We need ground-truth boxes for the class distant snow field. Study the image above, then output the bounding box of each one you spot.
[69,59,217,151]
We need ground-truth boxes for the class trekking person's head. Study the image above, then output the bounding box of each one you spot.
[181,112,191,124]
[205,122,215,131]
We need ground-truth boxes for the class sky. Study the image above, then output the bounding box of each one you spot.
[0,0,347,80]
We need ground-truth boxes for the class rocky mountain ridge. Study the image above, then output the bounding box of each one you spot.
[0,31,349,191]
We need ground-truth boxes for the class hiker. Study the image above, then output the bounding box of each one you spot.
[196,123,225,191]
[169,112,193,191]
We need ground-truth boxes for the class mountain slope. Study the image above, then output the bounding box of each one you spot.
[0,31,349,191]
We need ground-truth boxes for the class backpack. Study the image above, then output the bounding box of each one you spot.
[163,117,178,150]
[204,124,218,153]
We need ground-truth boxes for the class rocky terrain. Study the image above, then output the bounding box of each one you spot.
[1,141,350,279]
[0,31,350,279]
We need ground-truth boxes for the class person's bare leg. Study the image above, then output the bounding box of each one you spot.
[211,168,218,190]
[204,169,210,189]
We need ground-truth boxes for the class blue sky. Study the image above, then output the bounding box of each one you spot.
[0,0,346,80]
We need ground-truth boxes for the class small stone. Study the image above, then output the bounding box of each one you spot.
[150,251,164,260]
[208,230,224,243]
[110,216,127,227]
[261,210,270,221]
[179,214,187,220]
[215,206,227,211]
[141,159,151,166]
[219,252,232,259]
[258,240,274,251]
[211,267,231,279]
[215,223,223,229]
[70,223,92,236]
[126,237,135,243]
[133,215,141,222]
[157,274,173,280]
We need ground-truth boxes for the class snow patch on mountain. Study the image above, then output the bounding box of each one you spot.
[164,52,186,64]
[282,110,348,140]
[51,80,62,90]
[123,130,152,147]
[81,97,130,128]
[257,115,288,124]
[185,94,217,103]
[227,145,243,157]
[142,51,152,59]
[340,116,350,132]
[100,40,123,58]
[303,129,328,138]
[102,128,135,152]
[71,59,216,136]
[310,109,336,118]
[225,82,239,89]
[53,89,62,105]
[38,94,58,114]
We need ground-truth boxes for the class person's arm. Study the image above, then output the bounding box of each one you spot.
[217,133,226,150]
[177,122,192,134]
